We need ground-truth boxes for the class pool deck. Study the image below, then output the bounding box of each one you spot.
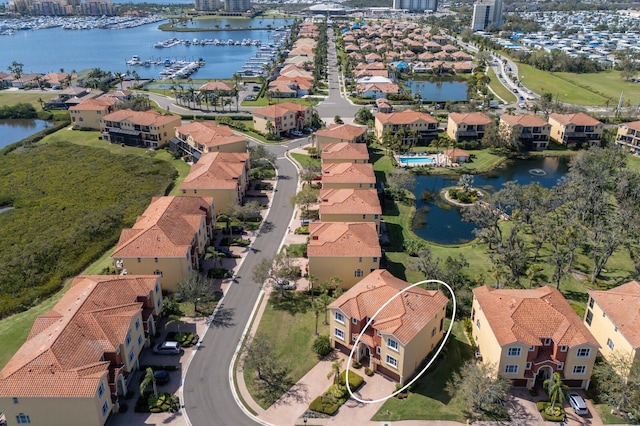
[395,153,456,168]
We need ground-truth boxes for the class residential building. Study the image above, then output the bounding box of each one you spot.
[224,0,250,12]
[315,123,367,149]
[100,109,181,148]
[319,188,382,233]
[374,110,438,146]
[329,269,448,383]
[179,151,250,214]
[252,102,311,137]
[69,98,117,130]
[0,274,162,426]
[471,0,504,31]
[615,121,640,155]
[308,222,381,289]
[321,142,369,164]
[170,121,247,161]
[199,81,233,95]
[446,112,492,142]
[548,113,603,147]
[472,286,600,389]
[392,0,438,12]
[444,148,470,163]
[195,0,220,11]
[584,281,640,366]
[321,163,376,189]
[111,196,215,291]
[499,114,552,150]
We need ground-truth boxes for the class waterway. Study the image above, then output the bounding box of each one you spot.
[412,157,570,245]
[0,119,51,149]
[405,79,468,102]
[0,18,294,79]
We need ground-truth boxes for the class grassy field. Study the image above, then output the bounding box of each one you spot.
[290,152,320,169]
[243,291,330,409]
[486,66,517,104]
[0,91,56,110]
[372,321,472,423]
[242,97,320,108]
[40,128,192,194]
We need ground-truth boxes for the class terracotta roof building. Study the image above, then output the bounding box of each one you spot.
[585,281,640,365]
[319,188,381,232]
[307,222,381,288]
[500,114,552,151]
[374,109,438,146]
[472,286,600,389]
[0,275,163,426]
[320,142,369,164]
[170,121,247,161]
[315,123,367,147]
[446,112,492,142]
[321,162,376,189]
[615,121,640,155]
[199,81,234,94]
[100,109,181,148]
[329,270,448,383]
[548,113,603,147]
[69,98,117,130]
[252,102,311,137]
[111,196,215,291]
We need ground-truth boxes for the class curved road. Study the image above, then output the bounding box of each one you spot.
[182,25,357,426]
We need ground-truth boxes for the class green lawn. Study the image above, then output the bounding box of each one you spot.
[40,128,192,194]
[486,66,517,104]
[242,97,319,107]
[290,152,320,169]
[510,62,640,107]
[0,91,56,109]
[594,404,630,424]
[372,321,472,423]
[243,291,329,409]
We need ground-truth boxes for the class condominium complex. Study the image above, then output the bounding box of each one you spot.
[224,0,249,12]
[392,0,437,12]
[194,0,219,11]
[471,0,504,31]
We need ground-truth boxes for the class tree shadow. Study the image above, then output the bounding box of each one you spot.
[563,289,589,304]
[272,383,309,406]
[260,220,274,233]
[206,307,235,328]
[382,197,399,216]
[269,291,310,315]
[383,254,407,281]
[383,222,405,252]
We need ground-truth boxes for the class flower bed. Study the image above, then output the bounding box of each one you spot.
[166,331,199,348]
[308,371,364,416]
[536,401,566,422]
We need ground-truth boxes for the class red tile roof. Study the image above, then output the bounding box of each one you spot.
[321,163,376,185]
[308,222,381,257]
[330,270,448,345]
[102,109,180,127]
[316,124,367,141]
[180,151,248,190]
[252,102,310,119]
[449,112,492,126]
[473,286,600,348]
[589,280,640,349]
[319,188,381,215]
[376,109,437,125]
[321,142,369,161]
[549,112,602,126]
[69,98,116,111]
[199,81,233,92]
[176,121,246,149]
[501,114,550,127]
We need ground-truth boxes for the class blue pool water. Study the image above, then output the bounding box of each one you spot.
[399,156,436,166]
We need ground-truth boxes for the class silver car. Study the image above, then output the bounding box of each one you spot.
[567,392,588,416]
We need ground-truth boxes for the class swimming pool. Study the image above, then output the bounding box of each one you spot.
[398,156,436,166]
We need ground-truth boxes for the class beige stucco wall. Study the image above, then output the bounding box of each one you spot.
[563,344,598,387]
[585,298,638,364]
[318,213,380,233]
[0,375,112,426]
[112,257,192,292]
[308,256,380,289]
[120,311,147,372]
[471,297,503,367]
[548,118,603,145]
[446,118,460,141]
[70,108,108,130]
[182,187,239,215]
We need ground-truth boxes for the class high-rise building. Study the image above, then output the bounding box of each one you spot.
[471,0,503,31]
[194,0,219,11]
[224,0,249,12]
[392,0,437,12]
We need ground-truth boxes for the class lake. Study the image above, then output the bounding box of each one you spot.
[412,157,570,245]
[0,18,294,79]
[405,79,468,102]
[0,119,52,149]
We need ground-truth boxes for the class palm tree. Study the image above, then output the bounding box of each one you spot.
[204,246,221,269]
[327,359,344,385]
[543,372,569,410]
[265,120,275,136]
[139,367,158,399]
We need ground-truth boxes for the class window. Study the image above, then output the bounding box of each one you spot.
[13,397,19,404]
[125,330,132,346]
[373,257,378,263]
[431,327,436,337]
[558,362,564,370]
[386,355,398,368]
[128,349,135,364]
[588,297,594,308]
[154,258,158,263]
[334,312,344,324]
[138,335,143,346]
[334,328,344,340]
[439,318,444,332]
[155,282,160,293]
[529,345,535,352]
[525,362,531,370]
[573,365,586,375]
[354,269,363,277]
[504,365,518,374]
[607,338,614,350]
[362,214,366,219]
[614,326,618,333]
[16,413,30,424]
[387,338,399,351]
[376,346,381,355]
[137,258,141,263]
[359,257,362,263]
[585,310,593,326]
[544,338,551,346]
[476,319,481,329]
[576,348,591,358]
[98,382,105,398]
[157,298,161,308]
[560,345,567,352]
[508,347,521,357]
[352,318,358,325]
[603,311,606,318]
[154,270,163,277]
[135,318,140,330]
[102,400,109,417]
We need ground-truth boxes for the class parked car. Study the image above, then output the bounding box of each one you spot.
[252,86,260,92]
[519,96,525,100]
[154,370,170,385]
[273,279,295,290]
[152,341,182,355]
[512,89,519,93]
[567,392,588,416]
[245,95,256,101]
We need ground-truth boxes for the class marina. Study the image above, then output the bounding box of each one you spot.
[153,37,262,48]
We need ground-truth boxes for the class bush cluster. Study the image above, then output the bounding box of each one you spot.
[536,401,565,422]
[166,331,199,347]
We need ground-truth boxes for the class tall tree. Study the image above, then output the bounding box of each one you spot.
[543,372,569,410]
[592,351,640,417]
[139,367,158,399]
[446,361,510,416]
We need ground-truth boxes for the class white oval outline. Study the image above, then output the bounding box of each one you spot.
[345,279,456,404]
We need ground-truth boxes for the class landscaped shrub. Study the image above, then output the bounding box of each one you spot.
[254,182,273,190]
[220,237,251,247]
[148,392,180,413]
[166,331,199,347]
[338,370,364,391]
[295,226,309,235]
[403,238,427,256]
[309,395,342,416]
[352,361,362,369]
[207,268,231,279]
[537,401,565,422]
[364,367,374,376]
[311,335,332,358]
[448,188,459,200]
